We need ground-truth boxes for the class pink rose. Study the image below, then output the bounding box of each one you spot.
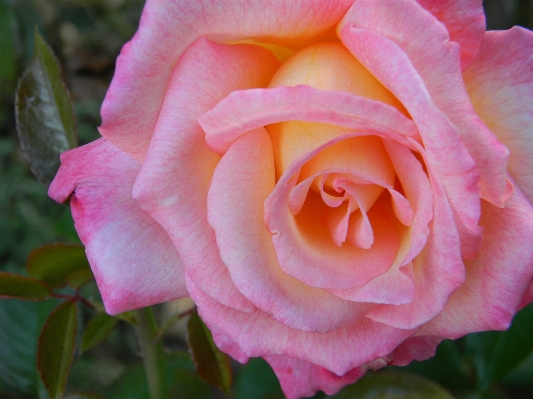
[49,0,533,398]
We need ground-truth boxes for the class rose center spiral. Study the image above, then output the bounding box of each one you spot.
[265,41,406,248]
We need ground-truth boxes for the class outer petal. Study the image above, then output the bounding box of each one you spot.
[264,356,366,399]
[187,277,415,377]
[48,139,187,314]
[464,27,533,204]
[416,0,485,70]
[366,164,465,330]
[419,182,533,338]
[132,38,279,313]
[389,335,443,366]
[339,25,483,259]
[340,0,510,209]
[208,129,373,333]
[99,0,354,160]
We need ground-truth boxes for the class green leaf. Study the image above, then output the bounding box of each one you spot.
[167,351,213,398]
[0,0,17,99]
[37,300,78,399]
[54,209,82,243]
[27,244,93,289]
[15,30,77,186]
[330,371,456,399]
[186,309,233,393]
[80,312,118,353]
[0,271,51,300]
[172,369,214,399]
[466,302,533,391]
[234,358,284,399]
[107,352,208,399]
[106,363,148,399]
[91,301,137,325]
[0,299,58,396]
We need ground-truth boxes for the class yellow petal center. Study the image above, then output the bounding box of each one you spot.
[266,42,406,179]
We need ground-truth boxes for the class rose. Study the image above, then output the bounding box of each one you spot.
[49,0,533,397]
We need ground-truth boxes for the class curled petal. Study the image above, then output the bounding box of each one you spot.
[340,0,510,208]
[266,135,401,290]
[265,356,366,399]
[464,27,533,205]
[416,0,485,70]
[48,139,187,314]
[419,182,533,338]
[366,170,465,329]
[340,26,483,259]
[200,85,418,155]
[99,0,354,160]
[208,129,373,333]
[133,38,280,313]
[390,335,443,366]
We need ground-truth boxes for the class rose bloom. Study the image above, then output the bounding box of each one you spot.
[49,0,533,398]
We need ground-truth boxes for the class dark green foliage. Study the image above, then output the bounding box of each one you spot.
[37,300,78,399]
[0,299,59,396]
[15,30,77,186]
[27,244,92,289]
[0,271,51,300]
[186,309,233,393]
[331,371,455,399]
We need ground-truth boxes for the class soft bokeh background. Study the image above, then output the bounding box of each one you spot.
[1,1,533,398]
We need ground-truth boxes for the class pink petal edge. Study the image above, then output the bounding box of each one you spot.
[48,139,187,314]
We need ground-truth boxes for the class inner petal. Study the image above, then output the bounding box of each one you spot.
[266,41,407,178]
[301,136,395,188]
[347,210,374,249]
[269,42,405,108]
[325,200,357,247]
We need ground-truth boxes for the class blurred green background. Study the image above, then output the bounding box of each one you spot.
[1,1,533,398]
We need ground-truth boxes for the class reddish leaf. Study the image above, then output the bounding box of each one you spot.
[27,244,92,289]
[0,272,51,300]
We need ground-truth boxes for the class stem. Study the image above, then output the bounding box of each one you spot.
[134,307,166,399]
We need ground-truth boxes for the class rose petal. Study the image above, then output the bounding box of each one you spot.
[416,0,485,70]
[388,189,414,226]
[211,330,249,364]
[207,129,373,333]
[266,135,401,290]
[188,277,415,377]
[48,139,187,314]
[200,85,418,155]
[340,27,483,259]
[464,27,533,204]
[326,200,360,247]
[98,0,355,160]
[326,140,433,305]
[300,136,395,189]
[329,220,416,306]
[419,182,533,338]
[366,171,465,329]
[383,140,433,265]
[340,0,510,208]
[132,38,280,313]
[389,335,443,366]
[264,355,366,399]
